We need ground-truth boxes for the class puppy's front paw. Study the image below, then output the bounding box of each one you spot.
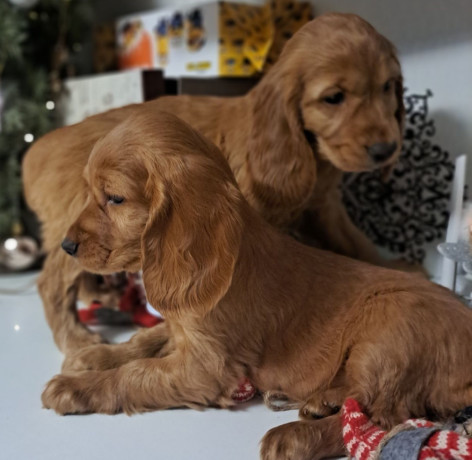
[41,375,91,415]
[63,329,106,353]
[260,422,313,460]
[62,345,116,372]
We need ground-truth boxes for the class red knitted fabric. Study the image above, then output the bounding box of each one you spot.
[342,398,472,460]
[419,430,472,460]
[231,377,256,403]
[342,398,386,460]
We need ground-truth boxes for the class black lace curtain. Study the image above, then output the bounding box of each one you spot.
[342,90,454,262]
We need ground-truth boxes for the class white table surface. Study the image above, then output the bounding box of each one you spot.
[0,271,331,460]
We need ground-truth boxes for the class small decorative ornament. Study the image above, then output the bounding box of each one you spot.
[437,197,472,305]
[438,194,472,302]
[0,235,39,271]
[438,240,472,275]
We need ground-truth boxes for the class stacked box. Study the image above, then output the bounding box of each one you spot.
[116,2,273,78]
[63,70,164,125]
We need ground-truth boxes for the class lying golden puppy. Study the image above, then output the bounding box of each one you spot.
[23,13,404,351]
[42,111,472,460]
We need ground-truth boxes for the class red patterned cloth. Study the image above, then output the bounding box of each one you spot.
[231,377,256,403]
[342,398,472,460]
[79,273,161,328]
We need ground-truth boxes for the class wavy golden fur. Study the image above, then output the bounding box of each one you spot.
[23,13,403,351]
[40,111,472,460]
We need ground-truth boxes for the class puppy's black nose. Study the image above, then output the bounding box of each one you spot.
[61,238,78,256]
[367,142,398,163]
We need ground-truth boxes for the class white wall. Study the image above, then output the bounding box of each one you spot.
[401,41,472,167]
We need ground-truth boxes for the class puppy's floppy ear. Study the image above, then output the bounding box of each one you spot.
[141,154,243,318]
[394,73,405,132]
[247,72,317,226]
[382,62,405,182]
[380,162,395,183]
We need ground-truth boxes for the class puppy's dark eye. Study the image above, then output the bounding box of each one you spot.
[383,80,392,93]
[323,92,344,105]
[107,195,124,205]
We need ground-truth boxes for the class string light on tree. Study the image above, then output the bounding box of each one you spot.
[4,238,18,251]
[8,0,39,8]
[24,133,34,143]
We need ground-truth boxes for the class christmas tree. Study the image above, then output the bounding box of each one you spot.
[0,0,92,239]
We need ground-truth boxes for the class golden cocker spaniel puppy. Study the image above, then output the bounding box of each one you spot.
[42,111,472,460]
[23,13,404,352]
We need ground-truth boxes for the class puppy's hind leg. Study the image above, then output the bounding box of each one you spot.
[263,391,301,411]
[38,248,104,353]
[299,385,347,420]
[260,413,345,460]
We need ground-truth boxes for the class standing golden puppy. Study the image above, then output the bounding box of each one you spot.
[23,13,404,351]
[42,112,472,460]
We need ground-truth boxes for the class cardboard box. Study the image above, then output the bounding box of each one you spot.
[63,70,164,125]
[116,2,274,78]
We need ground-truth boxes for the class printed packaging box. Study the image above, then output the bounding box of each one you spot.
[116,2,274,78]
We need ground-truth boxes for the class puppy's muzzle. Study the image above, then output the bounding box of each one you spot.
[367,142,397,163]
[61,238,79,256]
